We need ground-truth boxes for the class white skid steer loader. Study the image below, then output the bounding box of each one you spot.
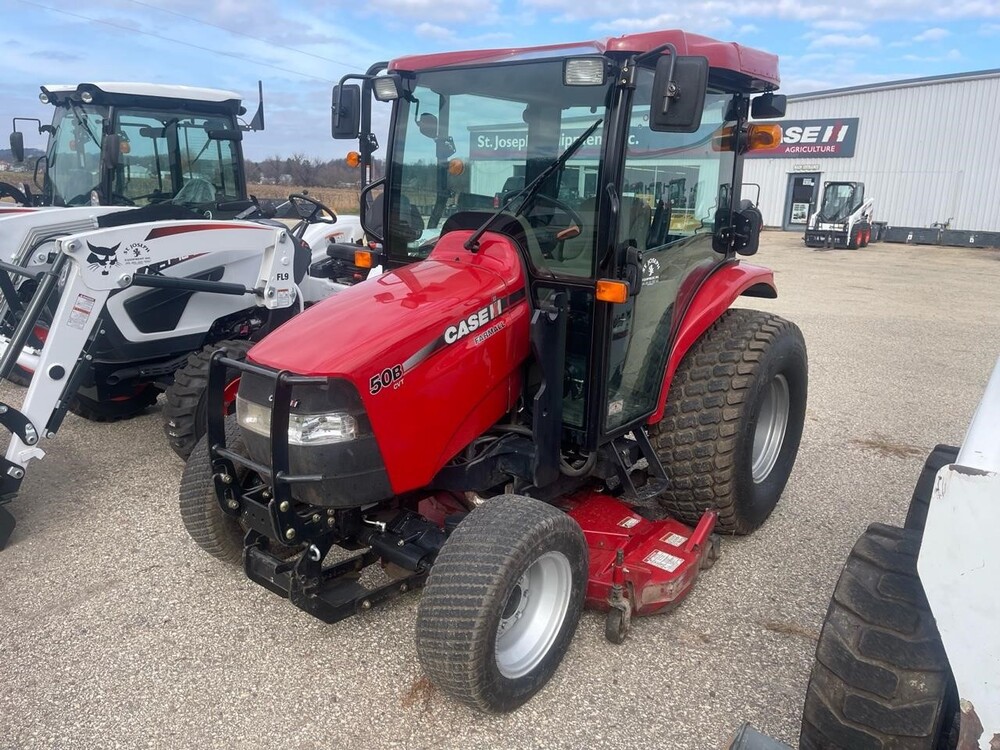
[0,212,361,549]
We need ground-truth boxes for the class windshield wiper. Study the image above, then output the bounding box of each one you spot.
[68,102,101,150]
[464,117,603,252]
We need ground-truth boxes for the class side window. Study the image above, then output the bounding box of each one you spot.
[117,114,173,204]
[48,107,105,206]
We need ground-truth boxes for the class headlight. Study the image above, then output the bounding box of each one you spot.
[236,395,358,446]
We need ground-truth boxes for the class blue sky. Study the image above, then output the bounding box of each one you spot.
[3,0,999,161]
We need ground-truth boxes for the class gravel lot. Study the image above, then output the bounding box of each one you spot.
[1,232,998,750]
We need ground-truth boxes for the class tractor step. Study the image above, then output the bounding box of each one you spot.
[243,531,428,624]
[564,493,717,617]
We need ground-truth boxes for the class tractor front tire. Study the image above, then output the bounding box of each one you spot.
[415,495,588,712]
[69,386,160,422]
[800,524,957,749]
[163,339,253,460]
[651,309,807,534]
[179,416,246,565]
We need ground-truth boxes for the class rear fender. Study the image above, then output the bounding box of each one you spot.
[647,262,776,424]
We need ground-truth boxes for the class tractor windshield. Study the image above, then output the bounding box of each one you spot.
[384,59,613,278]
[46,104,107,206]
[113,109,244,207]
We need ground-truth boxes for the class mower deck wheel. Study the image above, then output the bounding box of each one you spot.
[163,339,253,460]
[800,524,957,749]
[650,309,807,534]
[604,605,631,645]
[415,494,588,712]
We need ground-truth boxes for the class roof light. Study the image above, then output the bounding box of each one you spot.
[372,75,400,102]
[564,58,606,86]
[80,91,94,104]
[38,92,49,104]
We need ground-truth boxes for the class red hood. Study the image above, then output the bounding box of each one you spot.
[248,231,523,386]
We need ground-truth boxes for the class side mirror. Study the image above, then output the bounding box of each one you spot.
[101,133,121,170]
[649,55,709,133]
[751,92,787,119]
[733,200,763,256]
[332,84,361,140]
[9,132,24,163]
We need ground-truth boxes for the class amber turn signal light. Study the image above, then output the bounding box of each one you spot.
[354,249,373,269]
[596,279,629,303]
[448,158,465,176]
[345,151,361,168]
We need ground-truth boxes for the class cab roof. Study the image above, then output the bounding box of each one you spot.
[40,82,244,114]
[389,30,780,90]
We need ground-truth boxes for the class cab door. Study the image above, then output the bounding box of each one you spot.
[600,74,740,436]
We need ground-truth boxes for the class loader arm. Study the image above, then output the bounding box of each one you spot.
[0,219,297,537]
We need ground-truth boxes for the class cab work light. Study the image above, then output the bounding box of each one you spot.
[564,58,606,86]
[372,75,401,101]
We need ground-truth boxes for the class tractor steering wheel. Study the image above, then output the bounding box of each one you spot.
[0,181,30,206]
[521,193,587,261]
[288,193,337,239]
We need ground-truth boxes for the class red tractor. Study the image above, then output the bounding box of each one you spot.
[180,31,807,712]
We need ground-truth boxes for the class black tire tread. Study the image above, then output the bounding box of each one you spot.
[163,339,253,460]
[800,523,953,749]
[69,387,160,422]
[650,308,805,534]
[415,495,587,712]
[903,444,960,534]
[178,418,244,565]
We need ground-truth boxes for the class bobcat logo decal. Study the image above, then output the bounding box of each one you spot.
[86,242,120,275]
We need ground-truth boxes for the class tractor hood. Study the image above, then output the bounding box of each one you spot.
[248,231,527,384]
[246,230,533,495]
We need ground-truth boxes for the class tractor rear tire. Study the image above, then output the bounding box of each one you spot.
[903,444,960,535]
[800,524,957,749]
[69,386,160,422]
[650,309,807,534]
[163,339,253,460]
[415,495,588,712]
[179,416,246,565]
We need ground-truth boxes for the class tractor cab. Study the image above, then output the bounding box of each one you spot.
[7,82,262,217]
[188,31,808,713]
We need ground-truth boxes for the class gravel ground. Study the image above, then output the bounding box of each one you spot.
[1,232,998,750]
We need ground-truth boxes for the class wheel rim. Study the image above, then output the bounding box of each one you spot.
[751,373,790,483]
[495,551,572,679]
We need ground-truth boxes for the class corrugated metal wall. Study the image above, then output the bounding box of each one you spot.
[743,73,1000,231]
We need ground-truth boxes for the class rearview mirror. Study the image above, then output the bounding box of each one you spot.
[649,55,709,133]
[9,132,24,163]
[332,84,361,140]
[751,92,787,119]
[101,133,121,170]
[207,129,242,141]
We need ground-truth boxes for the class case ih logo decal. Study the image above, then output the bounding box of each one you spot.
[747,118,859,158]
[444,299,506,345]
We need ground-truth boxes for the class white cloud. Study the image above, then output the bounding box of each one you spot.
[809,33,880,49]
[981,23,1000,34]
[362,0,500,24]
[415,22,454,40]
[913,27,950,42]
[902,48,962,62]
[737,23,760,34]
[593,12,732,33]
[811,20,865,32]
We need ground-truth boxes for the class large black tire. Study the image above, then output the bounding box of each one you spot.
[650,309,807,534]
[69,386,160,422]
[800,524,956,749]
[179,416,246,565]
[903,444,959,535]
[162,339,253,460]
[415,495,588,712]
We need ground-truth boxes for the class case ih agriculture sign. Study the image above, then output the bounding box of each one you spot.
[747,118,859,158]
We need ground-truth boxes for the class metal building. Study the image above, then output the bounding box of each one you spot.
[744,68,1000,234]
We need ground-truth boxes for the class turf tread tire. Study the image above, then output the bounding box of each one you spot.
[800,523,955,750]
[179,417,245,565]
[163,339,253,460]
[650,308,807,534]
[415,495,588,713]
